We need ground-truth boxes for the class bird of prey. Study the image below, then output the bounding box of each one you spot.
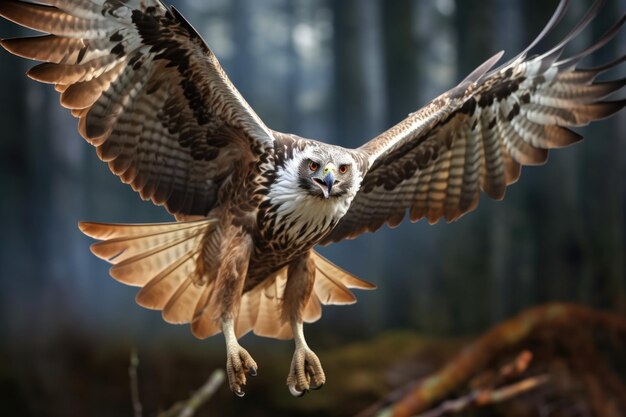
[1,0,624,397]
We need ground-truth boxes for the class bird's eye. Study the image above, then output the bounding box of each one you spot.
[339,164,349,174]
[309,161,319,172]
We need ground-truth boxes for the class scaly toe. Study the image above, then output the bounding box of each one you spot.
[309,371,325,390]
[226,346,257,397]
[310,381,324,390]
[287,347,325,396]
[306,352,325,389]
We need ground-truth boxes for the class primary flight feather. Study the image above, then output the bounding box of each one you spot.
[1,0,624,397]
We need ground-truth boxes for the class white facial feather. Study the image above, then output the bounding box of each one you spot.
[268,146,361,242]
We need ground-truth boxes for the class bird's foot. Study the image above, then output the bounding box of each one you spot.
[225,343,257,397]
[286,346,325,397]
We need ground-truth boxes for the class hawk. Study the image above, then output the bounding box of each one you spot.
[1,0,624,397]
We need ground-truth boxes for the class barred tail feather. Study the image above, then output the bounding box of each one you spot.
[79,219,216,324]
[227,250,376,341]
[311,251,377,303]
[80,221,376,340]
[190,281,221,338]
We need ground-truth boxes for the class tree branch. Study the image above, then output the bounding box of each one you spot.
[128,349,225,417]
[358,303,626,417]
[157,370,226,417]
[129,348,143,417]
[415,375,550,417]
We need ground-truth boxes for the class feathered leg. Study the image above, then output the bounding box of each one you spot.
[214,229,257,397]
[283,252,326,396]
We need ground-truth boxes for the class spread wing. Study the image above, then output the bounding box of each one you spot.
[0,0,275,216]
[324,0,625,244]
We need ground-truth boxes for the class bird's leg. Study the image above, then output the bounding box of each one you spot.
[287,320,326,396]
[284,252,325,396]
[221,316,257,397]
[215,230,257,397]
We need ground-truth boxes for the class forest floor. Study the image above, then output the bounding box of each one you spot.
[1,303,624,417]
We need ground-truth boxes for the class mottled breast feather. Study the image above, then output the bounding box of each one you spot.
[245,133,366,288]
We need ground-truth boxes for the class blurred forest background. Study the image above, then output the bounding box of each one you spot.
[0,0,624,416]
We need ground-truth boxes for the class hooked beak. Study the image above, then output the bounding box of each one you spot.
[313,165,337,198]
[322,171,335,198]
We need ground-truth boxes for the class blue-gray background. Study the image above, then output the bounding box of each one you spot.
[0,0,624,416]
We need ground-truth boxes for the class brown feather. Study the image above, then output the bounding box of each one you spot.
[27,55,118,84]
[79,220,214,313]
[0,1,111,38]
[60,61,126,109]
[0,35,88,64]
[190,282,221,339]
[1,0,276,218]
[135,251,197,309]
[311,251,376,290]
[324,0,624,243]
[302,293,322,323]
[235,288,261,338]
[162,277,206,324]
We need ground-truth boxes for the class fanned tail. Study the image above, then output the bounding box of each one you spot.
[79,218,217,325]
[81,222,375,340]
[226,250,376,340]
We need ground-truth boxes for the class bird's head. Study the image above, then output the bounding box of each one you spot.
[297,146,359,200]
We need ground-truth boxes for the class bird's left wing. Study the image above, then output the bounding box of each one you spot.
[324,0,625,244]
[0,0,276,217]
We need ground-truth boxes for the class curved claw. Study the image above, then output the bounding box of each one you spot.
[224,344,258,397]
[310,382,324,391]
[288,384,306,397]
[286,347,325,397]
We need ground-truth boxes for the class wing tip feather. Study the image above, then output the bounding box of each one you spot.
[89,241,121,262]
[1,36,57,61]
[78,221,101,238]
[0,38,17,55]
[578,99,626,124]
[26,63,57,83]
[0,1,60,33]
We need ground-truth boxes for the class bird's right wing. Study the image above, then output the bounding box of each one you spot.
[0,0,276,217]
[323,0,625,244]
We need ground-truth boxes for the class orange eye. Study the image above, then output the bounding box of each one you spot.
[309,161,319,172]
[339,164,349,174]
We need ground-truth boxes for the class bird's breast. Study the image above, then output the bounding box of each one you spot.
[259,192,348,246]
